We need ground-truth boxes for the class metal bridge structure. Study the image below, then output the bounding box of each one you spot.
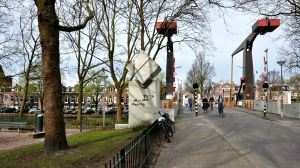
[231,18,280,100]
[155,22,177,98]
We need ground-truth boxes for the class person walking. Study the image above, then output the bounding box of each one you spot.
[202,97,209,113]
[217,95,224,117]
[188,97,193,112]
[209,97,214,111]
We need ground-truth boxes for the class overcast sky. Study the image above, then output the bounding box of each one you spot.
[165,9,286,87]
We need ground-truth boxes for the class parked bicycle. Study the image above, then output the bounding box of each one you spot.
[158,108,175,133]
[156,108,175,142]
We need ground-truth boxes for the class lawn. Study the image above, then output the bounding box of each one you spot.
[0,129,141,168]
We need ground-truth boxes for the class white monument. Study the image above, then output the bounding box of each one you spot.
[126,51,161,88]
[128,80,160,127]
[115,51,161,129]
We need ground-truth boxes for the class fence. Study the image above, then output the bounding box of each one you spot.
[0,115,36,125]
[0,114,121,130]
[105,120,163,168]
[253,101,300,119]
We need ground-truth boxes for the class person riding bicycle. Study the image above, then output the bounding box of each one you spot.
[217,95,224,116]
[209,97,214,110]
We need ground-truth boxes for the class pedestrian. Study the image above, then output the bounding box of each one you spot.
[217,95,224,116]
[209,97,214,110]
[188,97,193,112]
[202,97,209,113]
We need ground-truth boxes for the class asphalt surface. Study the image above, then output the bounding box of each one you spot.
[153,106,300,168]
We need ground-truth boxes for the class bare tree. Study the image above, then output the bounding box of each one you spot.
[34,0,93,152]
[15,4,41,117]
[287,73,300,101]
[268,69,281,85]
[95,0,213,122]
[0,1,18,69]
[60,0,106,123]
[84,70,107,113]
[185,51,215,97]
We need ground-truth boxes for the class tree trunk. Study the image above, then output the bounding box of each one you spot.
[35,0,68,152]
[19,79,29,118]
[116,89,123,122]
[95,93,99,114]
[77,80,83,121]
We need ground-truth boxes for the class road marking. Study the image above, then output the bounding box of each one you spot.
[196,123,206,126]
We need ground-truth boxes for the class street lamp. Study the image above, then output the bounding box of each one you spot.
[99,74,108,128]
[230,56,233,107]
[277,60,286,119]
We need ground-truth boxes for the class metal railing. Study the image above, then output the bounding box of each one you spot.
[105,120,163,168]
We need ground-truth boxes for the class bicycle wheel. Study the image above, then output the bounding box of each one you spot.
[164,122,174,137]
[161,123,171,142]
[167,120,175,134]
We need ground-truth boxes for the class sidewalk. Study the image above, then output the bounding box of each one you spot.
[0,129,81,151]
[231,106,300,128]
[153,107,254,168]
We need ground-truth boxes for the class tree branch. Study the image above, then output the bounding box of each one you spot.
[58,0,94,32]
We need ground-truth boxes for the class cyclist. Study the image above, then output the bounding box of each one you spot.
[217,95,224,117]
[209,97,214,111]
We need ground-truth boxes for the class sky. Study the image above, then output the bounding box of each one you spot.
[62,9,287,87]
[165,9,287,87]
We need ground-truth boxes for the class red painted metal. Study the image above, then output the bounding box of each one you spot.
[155,22,177,29]
[252,18,280,34]
[268,19,280,32]
[270,19,280,27]
[155,22,177,35]
[257,19,268,27]
[172,87,176,92]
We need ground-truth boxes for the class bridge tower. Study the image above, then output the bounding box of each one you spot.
[232,18,280,100]
[155,22,177,98]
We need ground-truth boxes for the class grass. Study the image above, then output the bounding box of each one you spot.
[0,128,142,168]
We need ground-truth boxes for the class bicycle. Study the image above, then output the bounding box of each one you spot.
[156,109,175,142]
[158,116,172,142]
[158,108,175,134]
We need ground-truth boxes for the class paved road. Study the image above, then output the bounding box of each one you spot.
[154,107,300,168]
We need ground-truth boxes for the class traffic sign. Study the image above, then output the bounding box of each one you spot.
[193,83,199,89]
[262,82,269,89]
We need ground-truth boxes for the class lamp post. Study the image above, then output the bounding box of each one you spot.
[263,49,269,117]
[99,74,108,128]
[277,60,286,119]
[230,56,233,107]
[174,65,182,98]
